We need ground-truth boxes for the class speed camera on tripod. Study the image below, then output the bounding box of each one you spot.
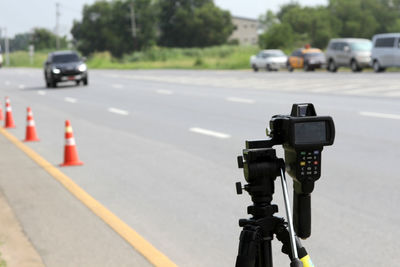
[235,103,335,267]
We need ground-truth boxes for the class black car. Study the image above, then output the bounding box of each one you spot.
[44,51,88,88]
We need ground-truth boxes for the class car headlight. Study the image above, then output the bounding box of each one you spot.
[52,68,61,74]
[78,64,87,72]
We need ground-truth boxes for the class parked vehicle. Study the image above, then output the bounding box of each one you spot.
[44,51,88,88]
[371,33,400,72]
[325,38,372,72]
[0,45,3,68]
[287,47,326,71]
[250,49,288,71]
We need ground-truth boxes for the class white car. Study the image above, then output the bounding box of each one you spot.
[250,49,288,72]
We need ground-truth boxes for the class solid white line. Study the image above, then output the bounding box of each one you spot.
[156,89,173,95]
[112,84,124,89]
[359,111,400,120]
[189,127,231,139]
[226,97,255,104]
[108,107,129,116]
[38,90,47,95]
[64,97,77,103]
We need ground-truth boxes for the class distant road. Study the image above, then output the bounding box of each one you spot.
[0,68,399,266]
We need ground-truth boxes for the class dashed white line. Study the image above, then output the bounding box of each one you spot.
[64,97,77,103]
[156,89,173,95]
[189,127,231,139]
[226,97,255,104]
[112,84,124,89]
[108,107,129,116]
[18,84,25,89]
[38,90,47,95]
[359,111,400,120]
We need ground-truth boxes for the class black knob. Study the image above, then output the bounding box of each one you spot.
[236,182,243,195]
[237,156,244,168]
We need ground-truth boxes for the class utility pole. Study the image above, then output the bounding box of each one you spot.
[1,27,10,66]
[56,2,60,49]
[129,1,137,49]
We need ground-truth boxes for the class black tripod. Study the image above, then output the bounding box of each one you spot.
[235,146,310,267]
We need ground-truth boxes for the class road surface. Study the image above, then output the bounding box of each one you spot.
[0,68,399,266]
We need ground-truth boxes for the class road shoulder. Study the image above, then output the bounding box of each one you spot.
[0,132,152,267]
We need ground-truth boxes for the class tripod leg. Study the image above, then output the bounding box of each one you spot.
[275,225,315,267]
[235,225,261,267]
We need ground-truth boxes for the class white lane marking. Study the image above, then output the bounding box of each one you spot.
[38,90,47,95]
[112,84,124,89]
[19,84,25,89]
[226,97,255,104]
[156,89,173,95]
[64,97,77,103]
[189,127,231,139]
[108,107,129,116]
[360,111,400,120]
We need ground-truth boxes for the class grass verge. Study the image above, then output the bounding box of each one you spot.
[6,45,259,70]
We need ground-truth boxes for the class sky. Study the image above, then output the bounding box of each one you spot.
[0,0,327,38]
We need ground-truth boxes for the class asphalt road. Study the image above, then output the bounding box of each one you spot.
[0,68,399,267]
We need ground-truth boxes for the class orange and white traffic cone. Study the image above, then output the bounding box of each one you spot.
[0,102,3,121]
[4,97,16,128]
[24,107,40,142]
[60,120,84,167]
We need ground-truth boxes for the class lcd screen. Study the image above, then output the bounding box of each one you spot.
[294,121,327,144]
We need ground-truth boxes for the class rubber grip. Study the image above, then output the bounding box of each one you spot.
[293,191,311,239]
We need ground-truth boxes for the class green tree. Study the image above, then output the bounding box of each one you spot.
[10,33,31,51]
[30,28,67,50]
[259,23,294,49]
[158,0,234,47]
[71,0,157,57]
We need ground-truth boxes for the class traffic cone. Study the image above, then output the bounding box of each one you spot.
[24,107,40,142]
[60,120,84,167]
[4,97,16,128]
[0,102,3,121]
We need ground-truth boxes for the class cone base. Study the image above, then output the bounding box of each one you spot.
[24,138,40,142]
[4,125,16,128]
[60,161,84,167]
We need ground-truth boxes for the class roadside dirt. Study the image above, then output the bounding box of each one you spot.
[0,190,44,267]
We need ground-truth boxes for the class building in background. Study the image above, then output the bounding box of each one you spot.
[229,16,259,46]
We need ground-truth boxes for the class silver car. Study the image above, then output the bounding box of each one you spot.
[325,38,372,72]
[250,50,288,72]
[371,33,400,72]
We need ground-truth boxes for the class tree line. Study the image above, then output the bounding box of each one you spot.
[5,0,400,57]
[259,0,400,50]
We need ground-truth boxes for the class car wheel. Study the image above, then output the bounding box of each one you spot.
[351,60,361,72]
[373,60,384,73]
[287,63,294,72]
[252,64,258,72]
[83,78,88,86]
[266,64,272,72]
[76,80,80,86]
[327,60,337,72]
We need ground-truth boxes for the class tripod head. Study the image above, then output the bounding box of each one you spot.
[237,103,335,239]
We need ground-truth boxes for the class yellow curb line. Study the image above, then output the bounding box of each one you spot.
[0,128,177,267]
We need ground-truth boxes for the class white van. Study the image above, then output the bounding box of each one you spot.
[371,33,400,72]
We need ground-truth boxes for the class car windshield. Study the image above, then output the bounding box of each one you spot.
[267,51,285,57]
[305,53,324,58]
[53,54,80,63]
[350,42,372,51]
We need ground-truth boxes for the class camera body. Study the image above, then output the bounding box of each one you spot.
[269,104,335,194]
